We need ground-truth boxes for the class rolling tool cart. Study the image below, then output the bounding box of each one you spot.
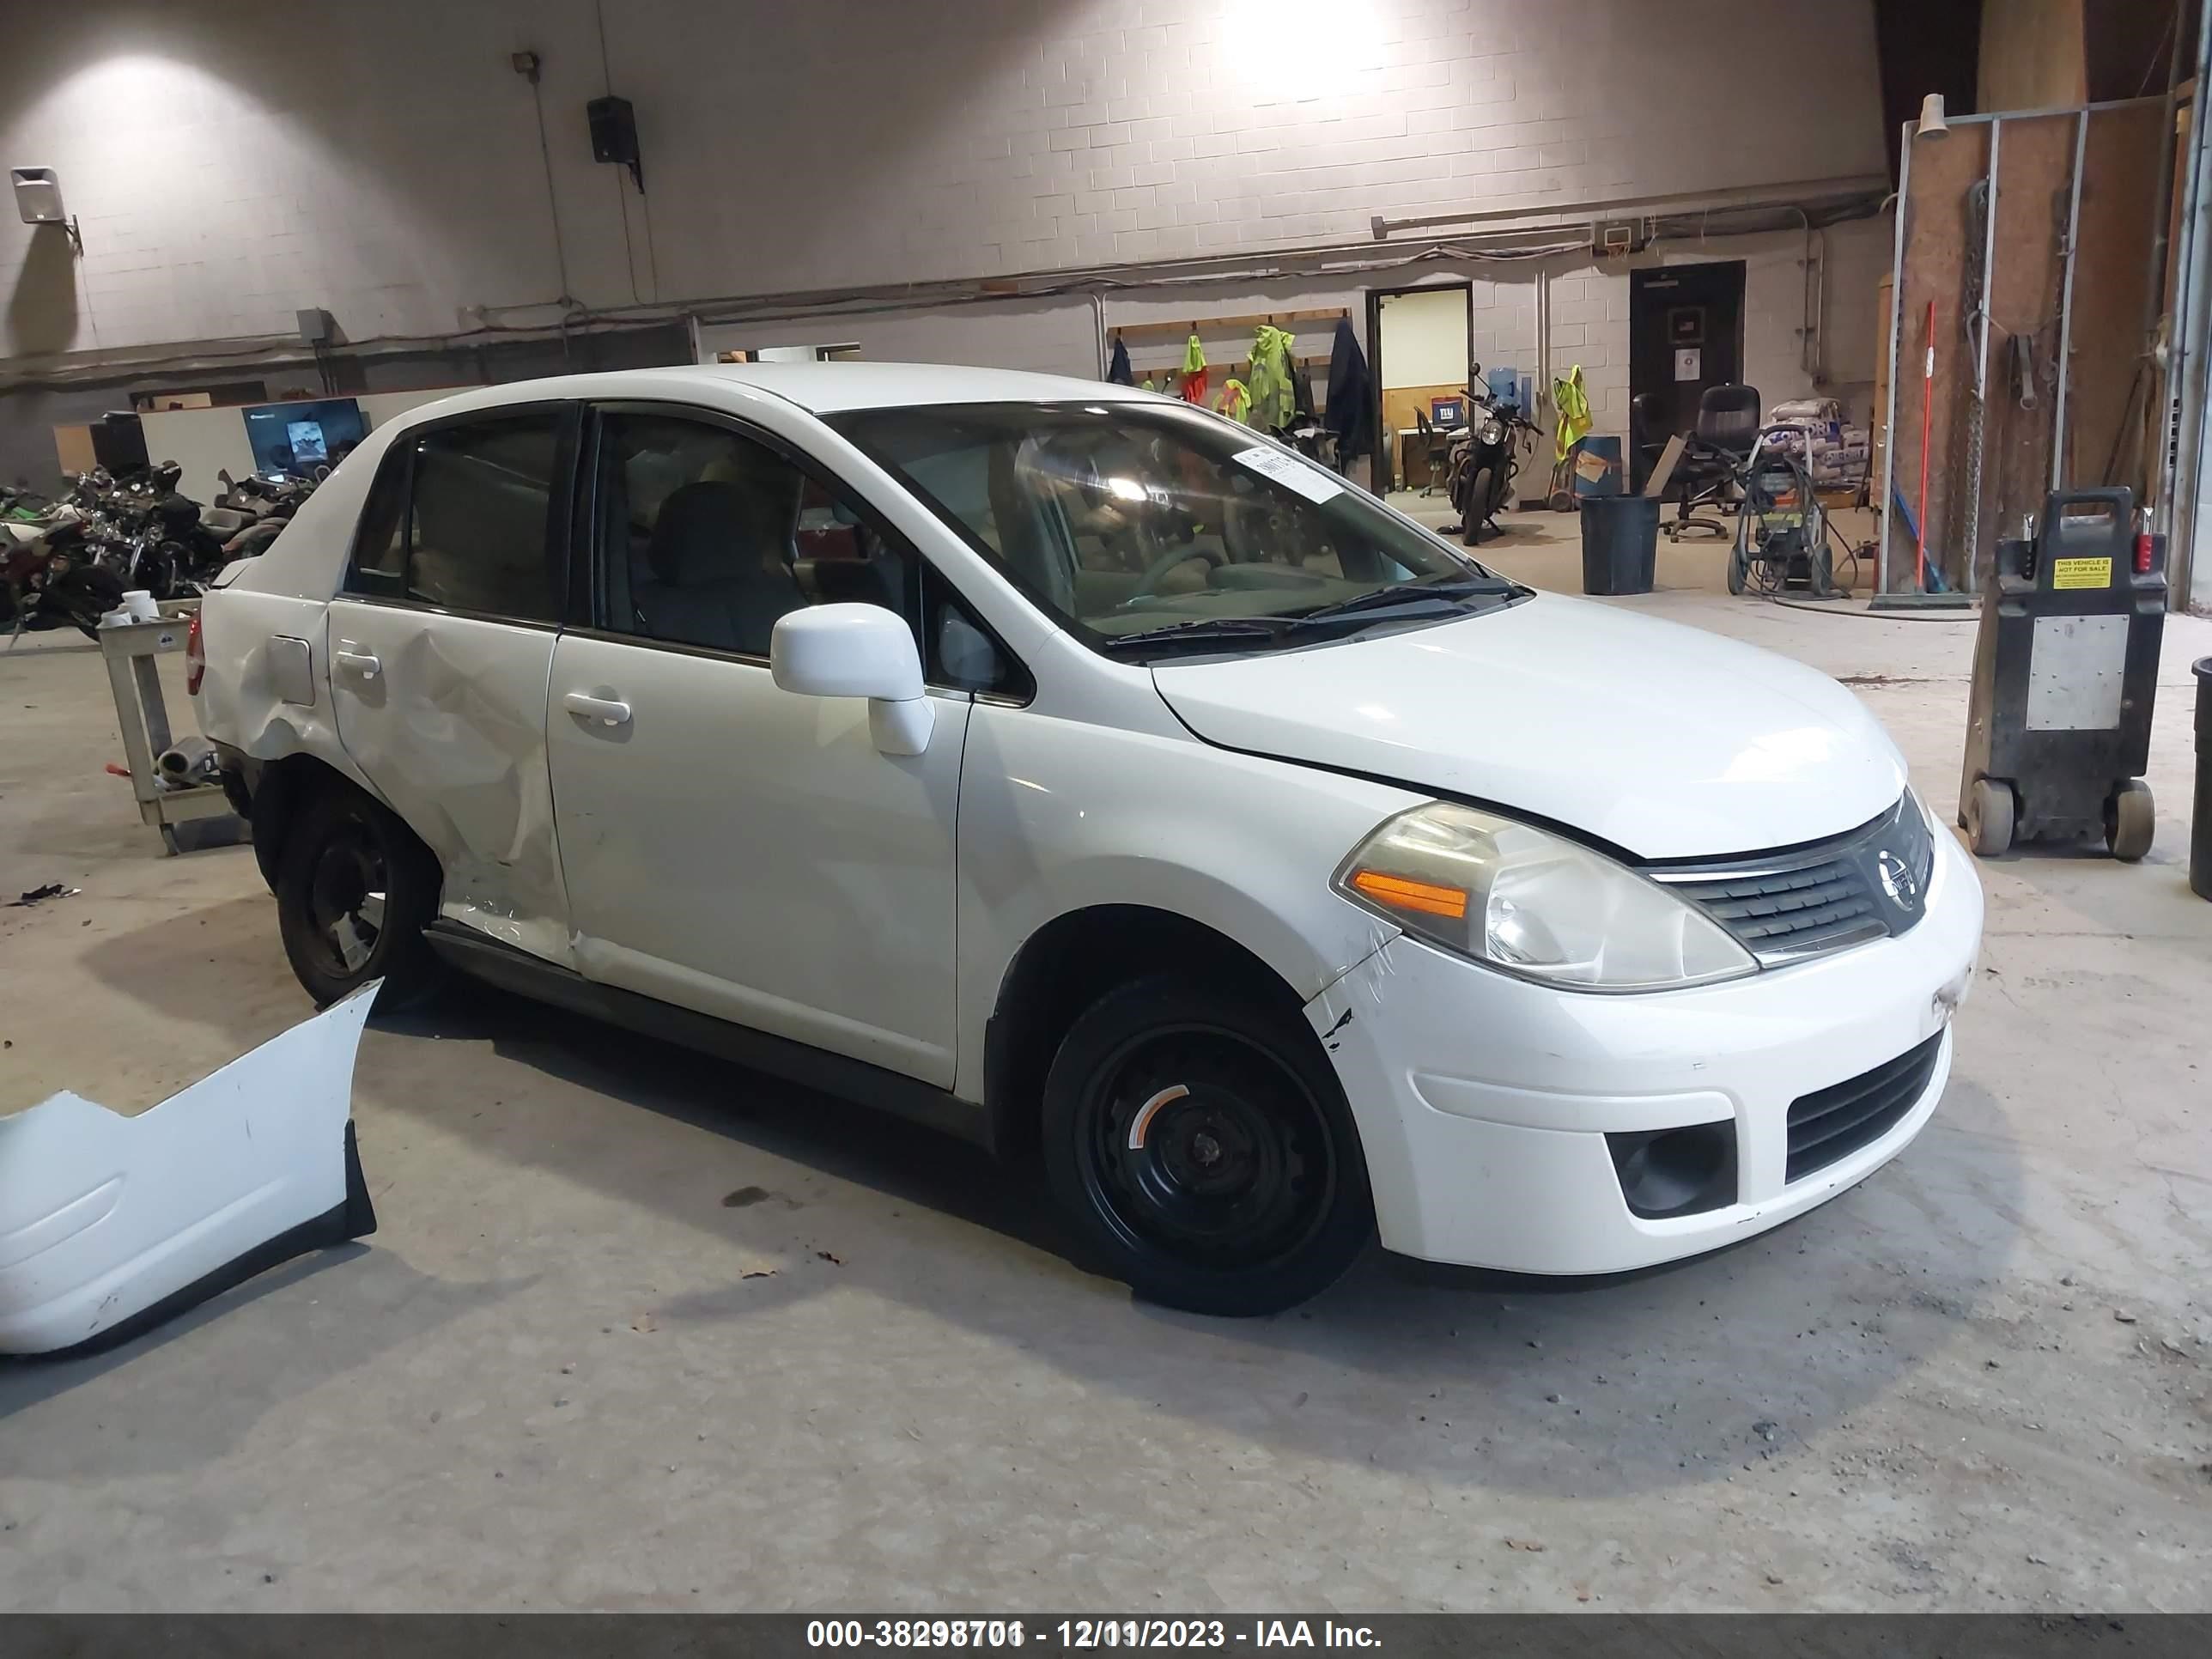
[1959,488,2166,860]
[99,599,234,854]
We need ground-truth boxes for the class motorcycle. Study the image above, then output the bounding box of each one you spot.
[1443,367,1540,545]
[3,526,125,640]
[203,466,314,563]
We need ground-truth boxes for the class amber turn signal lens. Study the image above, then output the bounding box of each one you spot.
[1349,869,1468,920]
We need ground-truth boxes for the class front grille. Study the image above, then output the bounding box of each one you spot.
[1674,857,1882,957]
[1647,793,1934,967]
[1785,1032,1943,1182]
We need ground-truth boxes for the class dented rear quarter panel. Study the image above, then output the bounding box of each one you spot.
[191,424,395,787]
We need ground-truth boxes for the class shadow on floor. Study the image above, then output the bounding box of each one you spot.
[66,889,2030,1498]
[0,1243,529,1478]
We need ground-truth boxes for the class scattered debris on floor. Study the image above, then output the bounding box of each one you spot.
[0,983,381,1355]
[8,883,76,907]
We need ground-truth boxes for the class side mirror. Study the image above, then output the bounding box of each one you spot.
[770,604,933,756]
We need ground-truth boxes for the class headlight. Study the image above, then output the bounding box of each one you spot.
[1910,784,1942,840]
[1479,416,1504,446]
[1334,803,1758,992]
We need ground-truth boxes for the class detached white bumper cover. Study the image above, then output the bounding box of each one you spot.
[1309,830,1984,1273]
[0,985,380,1356]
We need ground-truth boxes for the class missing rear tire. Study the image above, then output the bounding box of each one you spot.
[276,783,447,1012]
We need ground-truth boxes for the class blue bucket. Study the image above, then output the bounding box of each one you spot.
[1571,434,1624,497]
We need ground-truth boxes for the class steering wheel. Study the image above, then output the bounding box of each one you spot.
[1128,544,1225,601]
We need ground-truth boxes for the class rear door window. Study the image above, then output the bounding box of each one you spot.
[342,411,566,623]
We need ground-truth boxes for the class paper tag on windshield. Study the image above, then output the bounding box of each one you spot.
[1231,445,1344,505]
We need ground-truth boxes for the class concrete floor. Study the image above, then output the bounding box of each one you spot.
[3,537,2209,1613]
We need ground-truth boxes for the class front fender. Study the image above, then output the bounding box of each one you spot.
[952,702,1416,1097]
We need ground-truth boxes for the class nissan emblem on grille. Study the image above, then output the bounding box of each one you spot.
[1876,849,1921,911]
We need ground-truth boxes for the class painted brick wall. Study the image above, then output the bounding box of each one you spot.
[2,0,1885,362]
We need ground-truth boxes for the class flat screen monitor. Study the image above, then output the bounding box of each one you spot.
[242,398,366,477]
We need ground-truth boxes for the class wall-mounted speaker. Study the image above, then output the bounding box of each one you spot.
[586,96,642,191]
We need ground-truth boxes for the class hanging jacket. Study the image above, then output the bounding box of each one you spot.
[1215,378,1251,424]
[1245,324,1298,432]
[1553,364,1592,465]
[1324,318,1374,459]
[1178,332,1209,404]
[1106,336,1135,386]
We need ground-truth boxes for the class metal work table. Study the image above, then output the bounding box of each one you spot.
[98,599,237,854]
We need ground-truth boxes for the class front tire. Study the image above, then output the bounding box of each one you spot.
[276,783,447,1011]
[1042,975,1374,1316]
[1462,467,1493,544]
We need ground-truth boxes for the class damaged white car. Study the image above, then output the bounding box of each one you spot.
[191,365,1983,1316]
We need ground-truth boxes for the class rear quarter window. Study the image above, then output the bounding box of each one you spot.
[345,446,409,599]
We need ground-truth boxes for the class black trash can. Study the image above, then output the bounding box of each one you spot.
[1578,495,1659,596]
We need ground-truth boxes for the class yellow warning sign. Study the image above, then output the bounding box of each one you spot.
[2051,557,2112,590]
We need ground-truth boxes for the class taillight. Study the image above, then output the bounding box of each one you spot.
[185,612,205,696]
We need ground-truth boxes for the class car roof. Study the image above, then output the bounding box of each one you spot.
[391,362,1164,423]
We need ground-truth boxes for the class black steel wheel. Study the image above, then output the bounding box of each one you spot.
[1042,975,1372,1316]
[276,783,447,1010]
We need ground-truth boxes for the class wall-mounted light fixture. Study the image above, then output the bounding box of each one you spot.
[10,167,82,253]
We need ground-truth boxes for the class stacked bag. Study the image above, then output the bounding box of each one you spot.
[1761,397,1869,493]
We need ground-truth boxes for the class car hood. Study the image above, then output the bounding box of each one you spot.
[1149,594,1906,860]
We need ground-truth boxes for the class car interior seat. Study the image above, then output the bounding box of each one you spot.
[635,479,804,654]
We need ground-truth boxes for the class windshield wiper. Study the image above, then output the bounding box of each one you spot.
[1285,574,1516,628]
[1097,617,1293,657]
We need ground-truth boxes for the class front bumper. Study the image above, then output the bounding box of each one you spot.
[1305,826,1984,1273]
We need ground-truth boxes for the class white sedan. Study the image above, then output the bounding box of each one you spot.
[191,363,1983,1315]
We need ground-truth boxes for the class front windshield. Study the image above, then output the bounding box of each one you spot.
[830,400,1520,658]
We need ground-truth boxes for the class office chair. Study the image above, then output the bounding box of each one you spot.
[1661,384,1761,541]
[1414,407,1450,496]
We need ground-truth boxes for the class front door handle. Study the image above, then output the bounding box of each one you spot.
[332,647,381,680]
[562,690,632,727]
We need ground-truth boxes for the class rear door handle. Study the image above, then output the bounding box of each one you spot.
[562,690,632,727]
[332,647,381,680]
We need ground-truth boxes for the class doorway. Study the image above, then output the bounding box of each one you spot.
[1628,261,1746,487]
[1368,283,1473,495]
